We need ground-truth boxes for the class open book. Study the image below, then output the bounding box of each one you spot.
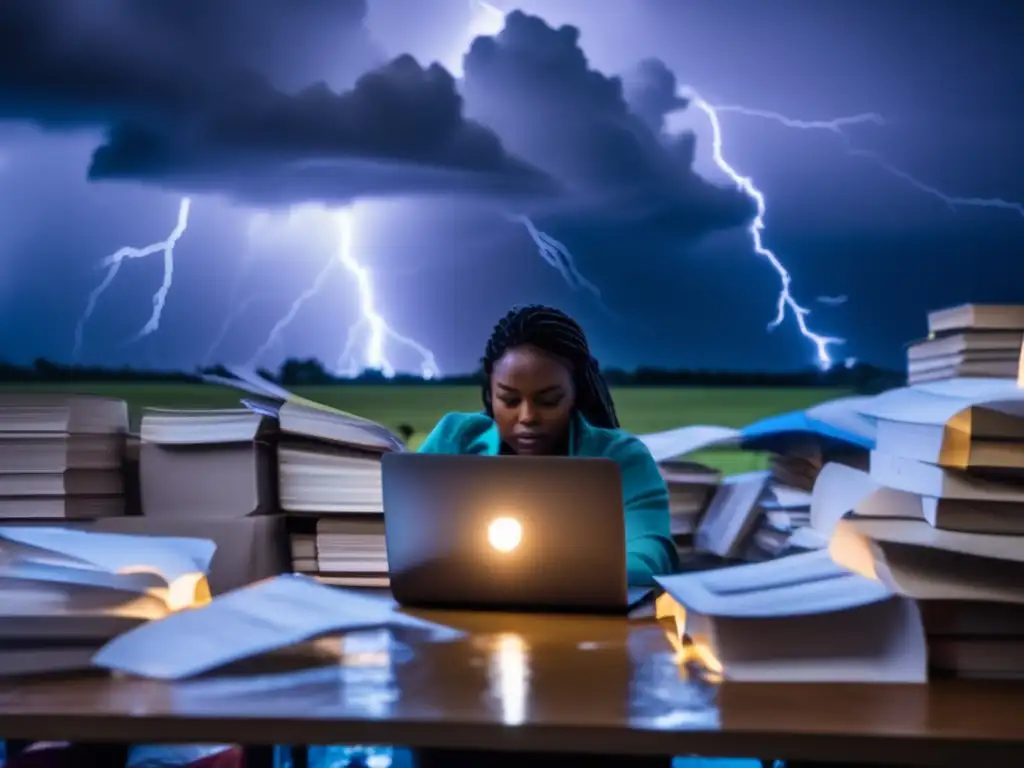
[207,366,406,453]
[0,527,215,676]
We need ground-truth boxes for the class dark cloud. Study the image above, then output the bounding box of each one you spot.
[88,55,557,205]
[461,11,755,237]
[0,0,381,127]
[0,0,552,204]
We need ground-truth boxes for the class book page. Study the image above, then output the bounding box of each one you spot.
[0,528,215,588]
[0,562,171,623]
[638,425,740,463]
[92,574,462,680]
[805,395,878,445]
[0,560,164,594]
[809,463,880,536]
[846,517,1024,563]
[657,550,892,619]
[226,365,361,420]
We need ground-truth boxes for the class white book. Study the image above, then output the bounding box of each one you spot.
[813,461,1024,536]
[694,470,770,558]
[656,550,926,683]
[860,379,1024,427]
[831,518,1024,604]
[874,416,1024,469]
[141,408,270,445]
[869,451,1024,502]
[92,574,461,680]
[764,484,813,510]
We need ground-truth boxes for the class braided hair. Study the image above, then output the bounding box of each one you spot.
[481,304,620,429]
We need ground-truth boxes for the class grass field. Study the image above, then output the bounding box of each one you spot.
[4,382,850,474]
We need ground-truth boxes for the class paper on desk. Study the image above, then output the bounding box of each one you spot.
[92,574,462,680]
[0,527,215,585]
[655,549,893,618]
[638,425,740,463]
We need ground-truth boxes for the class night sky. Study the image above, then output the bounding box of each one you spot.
[1,0,1022,376]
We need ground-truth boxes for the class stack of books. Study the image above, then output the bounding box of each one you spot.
[137,406,279,518]
[197,368,407,589]
[646,396,875,565]
[658,459,721,564]
[658,377,1024,682]
[742,482,813,561]
[85,404,289,594]
[0,394,129,521]
[907,303,1024,384]
[837,377,1024,679]
[269,399,404,589]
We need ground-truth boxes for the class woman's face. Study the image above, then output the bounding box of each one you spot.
[490,344,576,455]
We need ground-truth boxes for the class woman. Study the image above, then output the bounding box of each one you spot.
[419,304,677,586]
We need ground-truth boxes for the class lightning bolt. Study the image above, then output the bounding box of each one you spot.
[203,294,263,367]
[506,214,601,296]
[472,3,840,366]
[466,1,605,305]
[247,254,338,368]
[696,102,1024,365]
[244,206,440,378]
[678,92,844,368]
[73,197,191,360]
[332,208,440,379]
[848,147,1024,216]
[712,105,886,134]
[713,105,1024,216]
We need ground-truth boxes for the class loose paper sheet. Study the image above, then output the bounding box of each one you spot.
[92,574,462,680]
[656,549,892,619]
[638,425,740,463]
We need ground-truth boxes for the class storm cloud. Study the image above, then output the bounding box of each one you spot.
[460,11,755,238]
[0,0,554,204]
[0,2,751,226]
[88,55,557,205]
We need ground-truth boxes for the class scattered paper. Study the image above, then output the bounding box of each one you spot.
[809,463,881,536]
[656,549,892,619]
[638,425,740,462]
[93,574,462,680]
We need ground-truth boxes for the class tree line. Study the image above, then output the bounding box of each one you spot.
[0,357,904,393]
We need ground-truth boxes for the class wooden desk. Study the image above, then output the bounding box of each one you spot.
[0,610,1022,766]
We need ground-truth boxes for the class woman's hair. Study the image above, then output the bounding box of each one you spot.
[481,304,620,429]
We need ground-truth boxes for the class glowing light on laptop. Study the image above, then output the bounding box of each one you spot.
[488,517,523,552]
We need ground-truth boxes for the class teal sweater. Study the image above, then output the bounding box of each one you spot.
[417,411,678,586]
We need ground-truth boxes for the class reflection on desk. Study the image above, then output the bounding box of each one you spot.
[0,610,1022,765]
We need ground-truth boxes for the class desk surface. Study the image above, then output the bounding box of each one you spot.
[0,610,1022,766]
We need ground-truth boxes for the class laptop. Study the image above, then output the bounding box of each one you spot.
[381,453,653,613]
